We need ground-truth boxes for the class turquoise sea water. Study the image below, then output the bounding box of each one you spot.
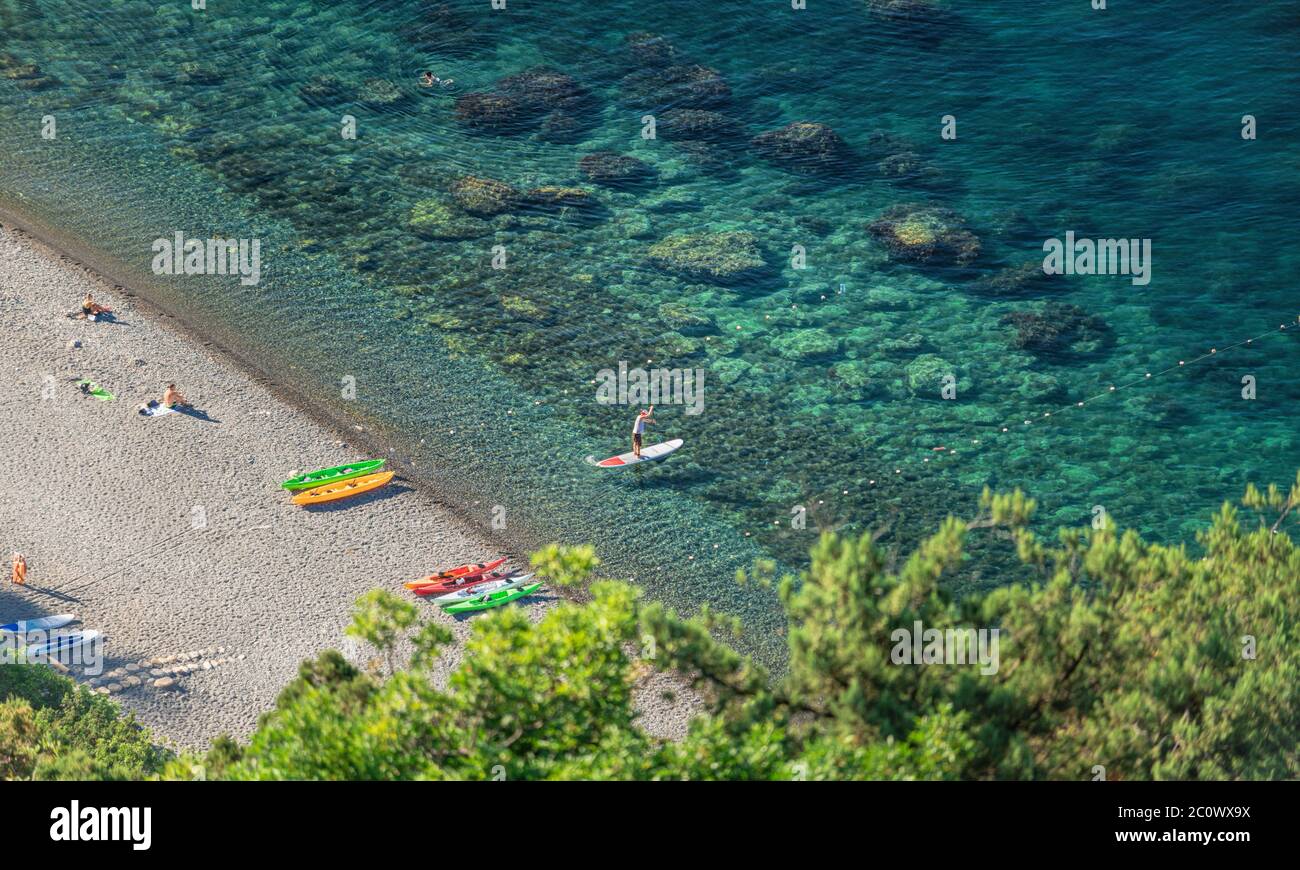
[3,1,1299,665]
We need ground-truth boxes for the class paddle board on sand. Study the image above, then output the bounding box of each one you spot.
[22,629,100,659]
[590,438,684,468]
[0,614,76,634]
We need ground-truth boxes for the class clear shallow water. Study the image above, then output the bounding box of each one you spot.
[2,1,1299,663]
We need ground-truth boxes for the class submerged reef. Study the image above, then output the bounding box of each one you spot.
[648,232,767,283]
[867,203,982,266]
[579,152,656,187]
[1000,303,1111,356]
[751,122,852,175]
[449,175,521,216]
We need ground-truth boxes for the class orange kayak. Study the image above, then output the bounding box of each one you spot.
[291,470,394,505]
[404,557,508,590]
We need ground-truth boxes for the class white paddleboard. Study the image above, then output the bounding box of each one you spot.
[23,629,100,659]
[0,614,76,634]
[591,438,684,468]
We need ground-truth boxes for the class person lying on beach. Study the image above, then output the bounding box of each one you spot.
[81,293,110,318]
[10,552,27,586]
[631,405,654,459]
[163,383,190,408]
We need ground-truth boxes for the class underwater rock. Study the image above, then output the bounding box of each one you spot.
[867,132,943,185]
[877,333,928,355]
[215,153,285,188]
[673,142,738,175]
[454,92,529,133]
[0,54,41,80]
[523,186,595,210]
[298,74,348,107]
[500,295,548,321]
[538,111,584,143]
[795,215,834,236]
[449,175,521,216]
[178,61,224,86]
[867,0,954,29]
[647,231,767,283]
[866,203,981,266]
[406,0,493,56]
[773,329,841,361]
[620,64,731,110]
[876,150,944,185]
[969,261,1056,296]
[658,302,716,335]
[407,198,491,240]
[711,356,752,386]
[658,332,703,358]
[1000,302,1110,354]
[14,74,61,91]
[905,353,969,397]
[1011,371,1067,403]
[831,360,888,399]
[496,67,588,113]
[658,108,743,141]
[644,192,703,213]
[612,213,654,239]
[751,122,851,175]
[579,152,656,187]
[625,31,680,67]
[359,78,406,109]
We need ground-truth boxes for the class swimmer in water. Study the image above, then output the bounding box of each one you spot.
[421,71,454,88]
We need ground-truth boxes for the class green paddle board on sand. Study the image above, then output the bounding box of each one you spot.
[281,459,387,490]
[76,379,115,401]
[444,582,543,614]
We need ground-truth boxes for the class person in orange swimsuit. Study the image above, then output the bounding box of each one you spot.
[10,552,27,585]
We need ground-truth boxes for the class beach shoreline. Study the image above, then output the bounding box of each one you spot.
[0,220,700,750]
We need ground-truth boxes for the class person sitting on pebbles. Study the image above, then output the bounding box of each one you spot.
[80,292,110,319]
[163,383,190,408]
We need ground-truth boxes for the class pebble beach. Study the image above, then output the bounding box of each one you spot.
[0,224,698,750]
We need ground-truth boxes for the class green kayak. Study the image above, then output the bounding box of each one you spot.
[76,379,115,401]
[280,459,387,490]
[444,582,543,615]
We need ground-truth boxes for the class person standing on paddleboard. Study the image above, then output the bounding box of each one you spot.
[632,406,655,458]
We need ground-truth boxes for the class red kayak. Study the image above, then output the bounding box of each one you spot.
[411,569,516,597]
[405,557,507,590]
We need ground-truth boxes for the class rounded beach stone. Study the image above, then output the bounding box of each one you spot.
[153,677,176,690]
[107,683,122,693]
